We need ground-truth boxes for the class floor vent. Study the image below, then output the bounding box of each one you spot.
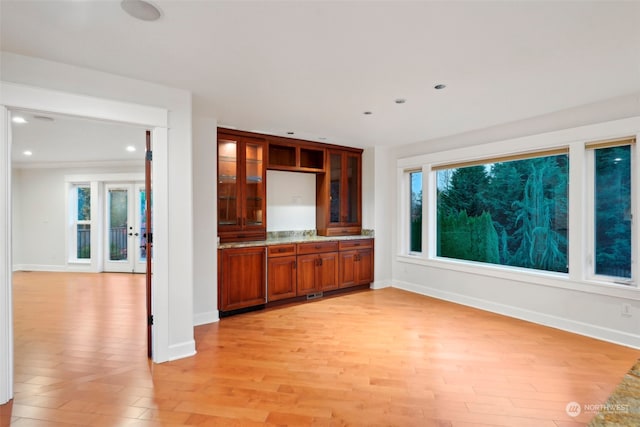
[306,292,323,300]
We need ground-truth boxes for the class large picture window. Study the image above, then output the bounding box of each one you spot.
[590,139,634,281]
[435,151,569,273]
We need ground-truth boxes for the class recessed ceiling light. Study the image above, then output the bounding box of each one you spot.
[395,98,406,104]
[23,150,33,156]
[126,146,137,152]
[121,0,162,21]
[363,111,372,115]
[434,84,447,90]
[12,116,27,124]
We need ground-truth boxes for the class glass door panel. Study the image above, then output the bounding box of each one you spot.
[245,142,264,227]
[346,155,358,223]
[218,139,239,226]
[136,183,150,271]
[329,153,341,223]
[108,187,129,262]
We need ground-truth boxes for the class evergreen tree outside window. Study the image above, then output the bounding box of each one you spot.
[592,142,633,280]
[436,151,569,273]
[409,171,422,253]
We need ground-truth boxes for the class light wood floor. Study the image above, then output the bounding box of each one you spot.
[2,272,638,426]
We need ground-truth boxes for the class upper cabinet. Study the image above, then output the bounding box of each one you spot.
[218,130,267,242]
[217,128,363,241]
[268,141,325,172]
[316,149,362,236]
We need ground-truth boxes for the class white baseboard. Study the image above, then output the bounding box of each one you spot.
[194,311,219,326]
[167,340,197,362]
[13,264,66,272]
[370,280,392,290]
[393,280,640,350]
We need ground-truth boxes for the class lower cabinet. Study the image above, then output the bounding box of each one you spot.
[218,246,266,312]
[267,244,297,302]
[222,238,374,313]
[296,242,339,295]
[339,239,374,288]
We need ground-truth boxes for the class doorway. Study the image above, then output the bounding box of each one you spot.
[104,182,148,273]
[1,83,171,406]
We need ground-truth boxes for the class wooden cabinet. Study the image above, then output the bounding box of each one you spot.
[218,246,266,313]
[317,149,362,236]
[296,242,339,295]
[267,244,297,302]
[218,130,266,243]
[268,141,325,172]
[339,239,374,288]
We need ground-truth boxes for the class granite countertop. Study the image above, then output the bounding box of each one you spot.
[218,229,374,249]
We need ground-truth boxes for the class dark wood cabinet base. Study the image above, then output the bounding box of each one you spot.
[220,284,370,318]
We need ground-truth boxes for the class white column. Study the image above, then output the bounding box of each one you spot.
[0,106,14,404]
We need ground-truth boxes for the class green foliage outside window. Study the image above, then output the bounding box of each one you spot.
[437,154,569,273]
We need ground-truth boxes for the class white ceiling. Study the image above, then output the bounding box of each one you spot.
[10,110,147,166]
[2,0,640,152]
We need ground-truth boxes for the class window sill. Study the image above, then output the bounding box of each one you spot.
[396,254,640,300]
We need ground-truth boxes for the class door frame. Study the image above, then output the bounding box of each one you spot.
[0,82,170,404]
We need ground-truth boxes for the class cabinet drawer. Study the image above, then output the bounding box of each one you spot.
[339,239,373,251]
[268,244,297,257]
[297,241,339,255]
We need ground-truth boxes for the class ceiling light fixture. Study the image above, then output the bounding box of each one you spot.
[12,116,27,124]
[23,151,33,156]
[286,131,295,135]
[363,111,372,115]
[395,98,406,104]
[126,146,137,152]
[434,84,447,90]
[121,0,162,21]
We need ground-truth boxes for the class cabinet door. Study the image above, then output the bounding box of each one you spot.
[339,250,358,288]
[297,254,319,295]
[243,140,265,230]
[219,247,266,312]
[317,150,362,236]
[356,248,374,285]
[218,131,267,242]
[218,137,241,230]
[318,252,339,291]
[268,256,297,301]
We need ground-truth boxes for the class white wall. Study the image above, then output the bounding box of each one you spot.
[192,117,218,326]
[266,170,316,231]
[387,95,640,349]
[1,52,197,363]
[12,166,143,271]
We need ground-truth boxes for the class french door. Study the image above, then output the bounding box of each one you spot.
[104,182,148,273]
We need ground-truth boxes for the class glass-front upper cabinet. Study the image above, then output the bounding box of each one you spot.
[317,149,362,236]
[217,130,266,242]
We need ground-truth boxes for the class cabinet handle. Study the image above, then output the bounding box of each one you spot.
[293,261,296,269]
[278,248,287,252]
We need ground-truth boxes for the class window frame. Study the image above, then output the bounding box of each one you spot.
[585,138,636,286]
[69,183,92,263]
[396,119,640,295]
